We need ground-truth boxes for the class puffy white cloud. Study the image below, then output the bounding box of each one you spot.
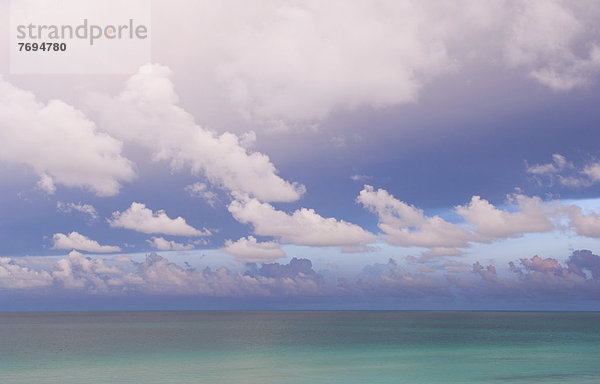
[57,201,99,221]
[505,0,600,91]
[147,236,195,251]
[108,202,211,237]
[357,185,472,254]
[358,186,558,256]
[0,77,135,196]
[51,232,121,253]
[89,64,305,202]
[223,236,286,263]
[455,194,555,241]
[185,182,218,207]
[228,195,376,247]
[567,206,600,238]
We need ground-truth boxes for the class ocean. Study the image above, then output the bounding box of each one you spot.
[0,311,599,383]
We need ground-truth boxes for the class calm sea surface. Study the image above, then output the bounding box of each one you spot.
[0,311,599,383]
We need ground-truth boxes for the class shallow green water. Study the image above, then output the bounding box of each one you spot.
[1,311,599,383]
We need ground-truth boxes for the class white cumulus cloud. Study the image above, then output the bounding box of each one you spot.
[223,236,286,263]
[358,185,560,256]
[456,194,555,241]
[108,202,211,237]
[89,64,305,202]
[228,195,376,247]
[0,77,135,196]
[147,236,195,251]
[357,185,472,255]
[51,232,121,253]
[567,206,600,238]
[0,257,53,289]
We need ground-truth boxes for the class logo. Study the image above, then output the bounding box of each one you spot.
[10,0,151,74]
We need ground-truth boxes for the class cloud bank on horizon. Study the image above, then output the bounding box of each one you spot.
[1,0,600,308]
[1,249,599,309]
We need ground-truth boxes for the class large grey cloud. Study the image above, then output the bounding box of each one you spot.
[150,0,600,127]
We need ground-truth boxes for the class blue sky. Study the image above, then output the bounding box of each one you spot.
[1,0,600,310]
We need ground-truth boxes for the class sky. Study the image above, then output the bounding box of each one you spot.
[1,0,600,310]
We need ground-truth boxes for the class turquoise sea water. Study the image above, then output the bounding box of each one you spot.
[0,311,599,383]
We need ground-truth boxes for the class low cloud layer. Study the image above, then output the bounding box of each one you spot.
[1,250,599,306]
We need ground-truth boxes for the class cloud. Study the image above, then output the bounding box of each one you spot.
[526,154,600,187]
[0,257,53,289]
[36,173,56,194]
[569,249,600,279]
[583,161,600,182]
[455,194,555,240]
[359,186,560,256]
[567,205,600,237]
[464,250,600,301]
[89,64,305,202]
[228,195,376,247]
[51,232,121,253]
[201,0,457,124]
[185,182,218,207]
[147,236,195,251]
[249,257,320,280]
[57,201,99,221]
[223,236,285,263]
[350,258,448,297]
[357,185,472,255]
[52,250,122,291]
[526,154,571,175]
[472,262,497,282]
[350,174,371,182]
[0,77,135,196]
[143,0,600,129]
[2,249,600,304]
[519,255,562,274]
[49,252,327,297]
[108,202,211,237]
[505,1,600,91]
